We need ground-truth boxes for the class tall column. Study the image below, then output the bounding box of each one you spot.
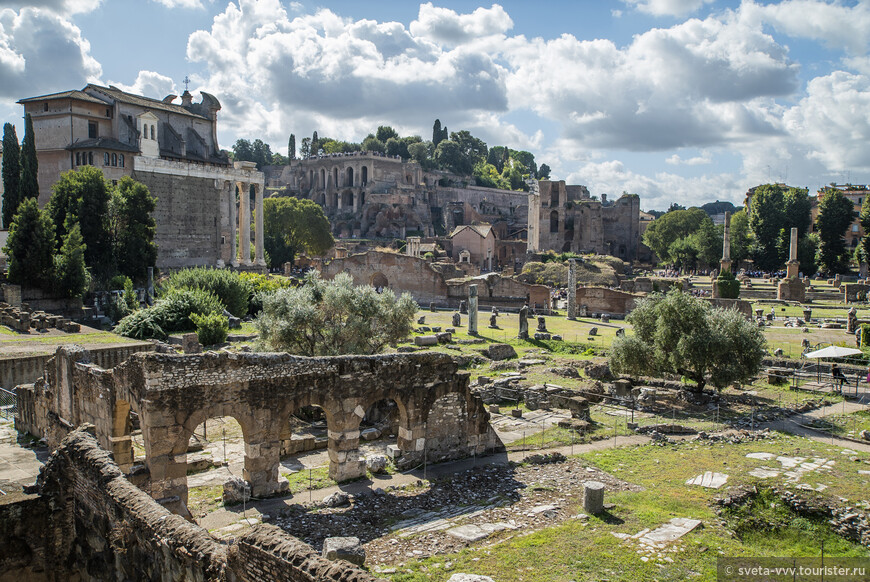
[567,259,577,319]
[229,182,238,267]
[468,284,478,335]
[719,211,732,274]
[786,226,800,278]
[255,184,265,267]
[238,181,251,266]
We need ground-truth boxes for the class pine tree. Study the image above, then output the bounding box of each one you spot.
[288,134,296,160]
[1,123,20,228]
[55,221,90,298]
[19,113,39,202]
[433,119,443,147]
[312,131,319,156]
[3,198,55,290]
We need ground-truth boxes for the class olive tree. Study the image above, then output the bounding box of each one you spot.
[609,290,766,391]
[256,271,417,356]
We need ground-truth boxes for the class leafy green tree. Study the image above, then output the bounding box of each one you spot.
[859,197,870,272]
[110,177,157,281]
[537,163,552,179]
[450,130,487,168]
[692,217,722,267]
[509,149,537,177]
[487,146,508,173]
[668,236,699,271]
[376,125,398,143]
[256,271,417,356]
[232,138,253,162]
[263,197,333,268]
[473,163,509,189]
[54,222,90,298]
[434,139,472,175]
[609,290,766,391]
[288,134,296,160]
[385,137,402,157]
[728,209,752,263]
[19,113,38,202]
[748,184,786,271]
[2,123,20,228]
[799,233,820,277]
[251,139,273,169]
[816,188,858,274]
[3,198,55,289]
[641,207,707,264]
[783,187,812,238]
[48,166,113,281]
[361,135,385,153]
[300,137,311,159]
[408,141,430,165]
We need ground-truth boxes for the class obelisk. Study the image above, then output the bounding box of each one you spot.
[468,285,478,335]
[719,212,732,274]
[786,227,799,279]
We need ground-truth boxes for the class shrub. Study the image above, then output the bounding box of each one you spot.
[191,312,229,346]
[123,277,138,310]
[161,267,252,316]
[715,269,740,299]
[114,287,223,339]
[109,274,129,290]
[860,324,870,347]
[239,272,295,316]
[106,294,131,323]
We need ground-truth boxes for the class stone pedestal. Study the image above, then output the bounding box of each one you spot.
[583,480,605,514]
[777,277,806,302]
[786,260,799,279]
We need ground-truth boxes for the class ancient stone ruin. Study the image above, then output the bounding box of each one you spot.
[16,347,502,517]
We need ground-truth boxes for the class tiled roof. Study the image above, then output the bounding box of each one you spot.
[67,137,139,153]
[450,224,493,239]
[18,90,107,106]
[84,85,210,119]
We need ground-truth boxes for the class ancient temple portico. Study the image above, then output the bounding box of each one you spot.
[229,161,266,269]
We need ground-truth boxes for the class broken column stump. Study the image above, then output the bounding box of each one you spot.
[583,480,605,514]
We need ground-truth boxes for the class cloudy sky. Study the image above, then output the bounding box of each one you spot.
[1,0,869,209]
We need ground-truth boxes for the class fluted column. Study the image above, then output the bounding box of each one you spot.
[255,183,265,267]
[238,181,251,266]
[229,182,238,267]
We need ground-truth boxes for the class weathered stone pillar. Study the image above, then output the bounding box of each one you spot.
[353,191,359,212]
[243,436,287,497]
[468,284,478,335]
[720,211,732,274]
[786,226,799,278]
[396,422,427,468]
[238,181,251,266]
[567,259,577,320]
[254,184,266,267]
[518,304,529,339]
[228,182,238,267]
[583,480,605,514]
[141,416,192,517]
[327,412,366,482]
[146,266,154,305]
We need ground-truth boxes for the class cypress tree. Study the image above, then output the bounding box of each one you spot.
[288,134,296,160]
[19,113,39,202]
[1,123,20,228]
[432,119,443,146]
[55,221,90,299]
[2,198,55,290]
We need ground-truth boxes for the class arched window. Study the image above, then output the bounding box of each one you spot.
[88,152,93,165]
[104,153,110,166]
[550,210,559,233]
[346,167,354,187]
[112,153,117,166]
[119,154,125,168]
[150,125,155,140]
[75,152,81,166]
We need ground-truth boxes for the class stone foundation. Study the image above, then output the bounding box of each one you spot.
[777,277,806,302]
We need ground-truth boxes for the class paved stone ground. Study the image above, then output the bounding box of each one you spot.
[0,419,49,493]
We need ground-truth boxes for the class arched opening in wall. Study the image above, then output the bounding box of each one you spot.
[619,245,627,257]
[113,399,140,473]
[371,272,388,291]
[346,167,354,187]
[315,192,326,206]
[360,398,402,469]
[279,404,330,482]
[550,187,559,206]
[320,169,326,189]
[342,190,353,207]
[550,210,559,233]
[333,167,339,187]
[308,169,314,188]
[453,209,465,226]
[361,166,368,185]
[564,216,574,241]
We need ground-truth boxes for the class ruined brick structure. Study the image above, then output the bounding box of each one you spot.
[528,180,641,261]
[16,348,501,517]
[273,153,530,242]
[18,85,266,270]
[0,426,385,581]
[318,250,550,310]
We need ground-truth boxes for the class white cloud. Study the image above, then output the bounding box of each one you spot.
[151,0,203,9]
[622,0,714,18]
[666,151,712,166]
[0,7,101,101]
[0,0,100,15]
[409,2,513,47]
[108,70,176,100]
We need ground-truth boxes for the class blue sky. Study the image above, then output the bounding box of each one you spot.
[2,0,870,209]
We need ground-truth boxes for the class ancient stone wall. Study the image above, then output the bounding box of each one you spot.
[318,251,449,305]
[1,342,153,391]
[21,349,501,517]
[575,287,640,315]
[447,275,550,310]
[843,283,869,302]
[133,171,223,269]
[0,427,384,582]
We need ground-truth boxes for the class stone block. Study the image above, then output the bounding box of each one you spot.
[533,332,551,340]
[415,335,438,346]
[489,404,500,414]
[582,480,605,514]
[436,332,452,343]
[588,327,598,336]
[484,343,517,360]
[222,476,251,505]
[360,428,381,441]
[386,444,401,460]
[448,575,495,582]
[511,409,522,418]
[366,454,389,474]
[322,536,366,567]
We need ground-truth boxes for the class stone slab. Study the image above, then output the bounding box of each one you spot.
[638,518,702,545]
[685,471,728,489]
[446,522,516,542]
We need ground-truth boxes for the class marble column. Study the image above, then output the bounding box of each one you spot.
[719,211,732,274]
[786,227,800,278]
[238,181,251,266]
[255,184,265,267]
[229,182,238,267]
[468,284,478,335]
[567,259,577,320]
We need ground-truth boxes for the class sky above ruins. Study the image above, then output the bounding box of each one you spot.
[1,0,869,209]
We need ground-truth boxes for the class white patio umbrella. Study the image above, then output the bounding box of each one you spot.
[804,345,864,388]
